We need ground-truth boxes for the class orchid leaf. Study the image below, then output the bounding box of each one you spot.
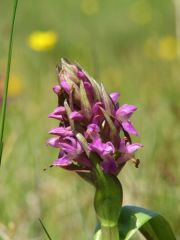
[94,205,176,240]
[119,205,176,240]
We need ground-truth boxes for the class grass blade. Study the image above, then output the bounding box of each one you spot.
[39,218,53,240]
[0,0,19,166]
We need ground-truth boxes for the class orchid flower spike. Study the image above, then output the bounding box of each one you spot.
[47,59,143,179]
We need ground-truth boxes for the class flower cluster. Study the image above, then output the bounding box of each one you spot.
[47,59,142,176]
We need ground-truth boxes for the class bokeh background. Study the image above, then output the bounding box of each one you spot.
[0,0,180,239]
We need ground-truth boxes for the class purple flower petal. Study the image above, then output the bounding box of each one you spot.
[48,107,66,120]
[92,102,103,115]
[119,139,127,152]
[84,81,94,104]
[59,142,76,155]
[59,137,83,157]
[76,154,91,167]
[53,106,66,114]
[89,138,103,153]
[122,121,138,135]
[92,115,103,125]
[70,111,84,120]
[116,104,137,121]
[76,141,84,155]
[91,102,104,124]
[89,138,115,159]
[48,113,62,120]
[53,85,61,94]
[118,139,142,164]
[53,154,72,166]
[126,143,143,154]
[63,136,77,146]
[47,137,61,148]
[102,142,115,156]
[61,80,71,92]
[77,70,88,81]
[101,159,117,175]
[110,92,120,103]
[85,124,100,140]
[65,137,83,154]
[49,127,73,137]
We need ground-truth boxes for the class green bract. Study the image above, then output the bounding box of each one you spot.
[94,174,123,227]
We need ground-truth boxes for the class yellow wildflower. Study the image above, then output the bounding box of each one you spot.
[129,0,152,26]
[27,31,57,51]
[158,36,177,60]
[81,0,99,16]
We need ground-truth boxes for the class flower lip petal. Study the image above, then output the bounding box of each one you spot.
[61,80,71,92]
[126,143,143,154]
[48,107,66,120]
[58,137,83,157]
[53,85,61,94]
[103,142,115,156]
[49,127,73,137]
[70,111,84,120]
[48,113,63,120]
[89,138,103,153]
[63,136,77,145]
[53,106,66,114]
[85,123,100,140]
[122,121,138,136]
[110,92,120,103]
[116,104,137,121]
[59,142,76,155]
[89,138,115,159]
[47,137,61,148]
[53,154,72,166]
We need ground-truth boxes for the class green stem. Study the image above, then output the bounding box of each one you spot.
[0,0,19,165]
[101,225,120,240]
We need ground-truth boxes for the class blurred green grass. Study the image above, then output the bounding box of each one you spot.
[0,0,180,239]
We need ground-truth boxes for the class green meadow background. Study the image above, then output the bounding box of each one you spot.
[0,0,180,239]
